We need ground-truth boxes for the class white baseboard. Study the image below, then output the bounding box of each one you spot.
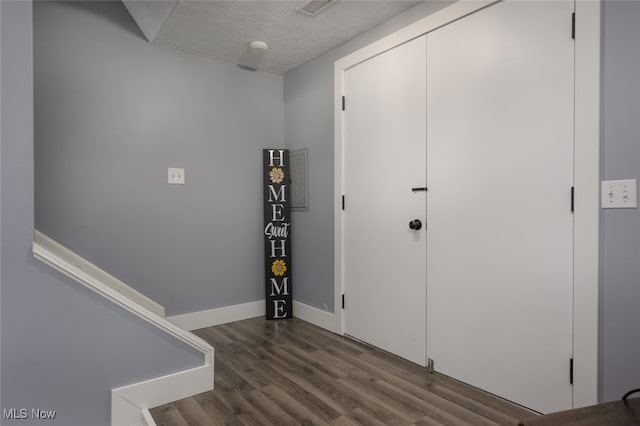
[168,299,340,335]
[167,301,265,331]
[112,364,213,426]
[293,300,340,334]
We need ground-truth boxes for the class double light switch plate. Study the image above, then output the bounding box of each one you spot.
[601,179,637,209]
[168,168,185,185]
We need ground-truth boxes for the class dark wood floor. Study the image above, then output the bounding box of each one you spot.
[151,317,533,425]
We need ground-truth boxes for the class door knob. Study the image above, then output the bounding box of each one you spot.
[409,219,422,230]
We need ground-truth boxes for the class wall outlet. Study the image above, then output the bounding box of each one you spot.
[601,179,637,208]
[168,168,185,185]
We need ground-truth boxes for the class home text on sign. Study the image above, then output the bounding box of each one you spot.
[263,149,292,319]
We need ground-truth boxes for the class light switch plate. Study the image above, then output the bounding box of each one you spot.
[168,168,185,185]
[601,179,637,208]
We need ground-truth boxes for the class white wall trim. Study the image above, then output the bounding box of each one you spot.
[167,300,265,331]
[32,241,212,358]
[31,241,214,426]
[334,0,600,408]
[334,1,497,74]
[293,300,340,334]
[112,365,213,426]
[34,230,165,317]
[141,409,156,426]
[573,0,601,408]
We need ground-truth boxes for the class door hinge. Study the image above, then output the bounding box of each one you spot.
[342,96,346,111]
[427,358,435,374]
[571,186,575,213]
[342,294,345,309]
[570,358,574,385]
[571,12,575,39]
[342,195,345,210]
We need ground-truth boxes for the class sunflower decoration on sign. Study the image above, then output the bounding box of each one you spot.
[271,259,287,277]
[269,167,285,184]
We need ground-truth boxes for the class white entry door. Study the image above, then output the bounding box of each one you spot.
[426,1,574,413]
[342,36,427,366]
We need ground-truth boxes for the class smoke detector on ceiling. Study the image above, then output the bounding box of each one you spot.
[296,0,338,17]
[249,41,268,54]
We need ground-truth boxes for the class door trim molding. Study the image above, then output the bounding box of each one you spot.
[334,0,600,408]
[572,0,600,409]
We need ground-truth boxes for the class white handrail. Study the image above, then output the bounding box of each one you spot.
[32,237,212,360]
[34,230,166,317]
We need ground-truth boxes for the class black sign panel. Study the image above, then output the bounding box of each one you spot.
[263,149,292,319]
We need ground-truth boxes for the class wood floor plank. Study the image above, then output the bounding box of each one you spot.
[290,320,373,356]
[216,323,252,343]
[412,415,451,426]
[355,346,528,424]
[194,326,234,346]
[216,356,256,393]
[243,388,301,426]
[236,318,290,345]
[228,341,346,422]
[426,380,526,425]
[338,371,430,423]
[284,364,356,416]
[329,415,361,426]
[152,317,532,426]
[173,396,216,426]
[150,403,189,426]
[239,339,302,375]
[327,343,517,425]
[214,388,275,426]
[215,343,273,390]
[263,366,346,422]
[430,373,535,421]
[281,343,348,379]
[285,360,409,425]
[194,392,244,426]
[310,347,355,378]
[287,319,353,349]
[260,384,328,425]
[343,408,389,426]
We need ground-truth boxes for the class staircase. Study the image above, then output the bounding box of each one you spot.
[32,230,214,426]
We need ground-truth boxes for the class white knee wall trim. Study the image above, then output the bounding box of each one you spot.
[112,365,214,426]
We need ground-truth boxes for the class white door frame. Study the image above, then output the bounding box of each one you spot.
[333,0,600,409]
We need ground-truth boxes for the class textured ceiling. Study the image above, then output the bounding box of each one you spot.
[123,1,423,74]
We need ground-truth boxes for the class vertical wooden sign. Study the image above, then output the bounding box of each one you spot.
[263,149,292,319]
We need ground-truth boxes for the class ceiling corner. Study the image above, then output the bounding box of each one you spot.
[122,0,178,43]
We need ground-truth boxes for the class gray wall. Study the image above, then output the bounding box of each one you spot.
[34,1,284,316]
[600,0,640,402]
[283,1,452,312]
[1,2,204,425]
